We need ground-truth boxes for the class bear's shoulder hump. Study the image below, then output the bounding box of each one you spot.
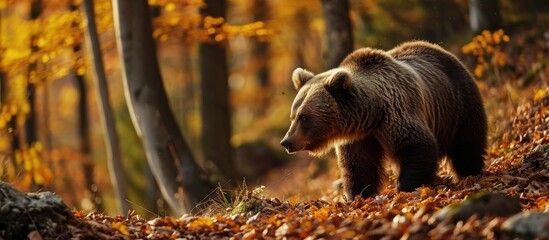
[388,41,449,59]
[340,48,392,70]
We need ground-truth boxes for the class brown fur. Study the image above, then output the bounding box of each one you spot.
[281,41,487,199]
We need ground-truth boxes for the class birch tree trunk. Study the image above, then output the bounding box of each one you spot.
[321,0,353,69]
[82,0,128,215]
[469,0,503,33]
[112,0,215,214]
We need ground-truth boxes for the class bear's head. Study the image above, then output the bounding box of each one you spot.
[280,67,355,156]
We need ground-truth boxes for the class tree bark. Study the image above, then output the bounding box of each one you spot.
[253,0,270,87]
[74,51,105,212]
[25,0,42,191]
[24,0,42,147]
[321,0,353,69]
[82,0,128,215]
[112,0,215,214]
[293,9,309,71]
[68,1,104,213]
[200,0,236,183]
[469,0,503,33]
[426,0,468,42]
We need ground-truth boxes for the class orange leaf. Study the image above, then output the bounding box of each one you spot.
[288,195,299,206]
[112,221,130,236]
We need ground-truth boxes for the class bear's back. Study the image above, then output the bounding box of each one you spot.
[388,41,485,153]
[388,41,474,89]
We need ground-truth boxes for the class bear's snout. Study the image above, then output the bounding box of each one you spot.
[280,138,294,154]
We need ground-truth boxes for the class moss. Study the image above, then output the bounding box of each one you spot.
[231,198,264,215]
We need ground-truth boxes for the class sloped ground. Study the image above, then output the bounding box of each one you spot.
[62,87,549,239]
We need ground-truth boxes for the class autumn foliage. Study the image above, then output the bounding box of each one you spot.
[461,29,510,79]
[0,0,271,193]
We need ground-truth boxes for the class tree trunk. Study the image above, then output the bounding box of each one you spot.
[321,0,353,69]
[68,1,104,213]
[25,0,42,146]
[199,0,237,184]
[82,0,129,215]
[253,0,270,87]
[145,166,161,214]
[74,51,105,212]
[425,0,468,42]
[112,0,215,214]
[26,0,42,191]
[293,9,309,71]
[469,0,503,33]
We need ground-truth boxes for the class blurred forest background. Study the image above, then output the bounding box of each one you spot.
[0,0,548,217]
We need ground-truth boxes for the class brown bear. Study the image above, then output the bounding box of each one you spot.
[280,41,487,199]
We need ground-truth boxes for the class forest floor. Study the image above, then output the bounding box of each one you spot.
[62,85,549,239]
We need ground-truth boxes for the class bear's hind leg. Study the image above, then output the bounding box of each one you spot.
[337,135,385,199]
[447,122,486,178]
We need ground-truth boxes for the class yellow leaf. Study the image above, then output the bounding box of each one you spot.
[76,67,86,76]
[313,207,329,220]
[21,102,30,114]
[9,104,18,115]
[533,89,547,102]
[15,150,23,164]
[24,156,32,171]
[215,34,225,42]
[187,217,214,231]
[31,153,40,169]
[33,172,44,185]
[33,142,43,152]
[474,65,483,78]
[36,38,47,48]
[65,36,74,45]
[112,221,130,236]
[165,3,176,12]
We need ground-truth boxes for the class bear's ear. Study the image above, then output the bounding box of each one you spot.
[292,68,314,90]
[325,69,351,92]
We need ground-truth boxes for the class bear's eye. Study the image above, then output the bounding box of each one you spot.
[299,115,311,129]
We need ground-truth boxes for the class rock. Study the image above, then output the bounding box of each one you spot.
[0,181,75,239]
[434,192,521,223]
[502,211,549,239]
[235,141,286,180]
